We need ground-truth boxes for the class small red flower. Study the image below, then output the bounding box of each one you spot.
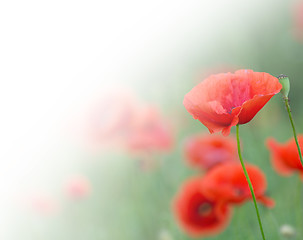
[184,134,237,171]
[267,136,303,178]
[183,70,282,136]
[201,163,274,208]
[173,177,233,237]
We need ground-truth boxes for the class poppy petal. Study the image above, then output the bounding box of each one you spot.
[266,138,294,176]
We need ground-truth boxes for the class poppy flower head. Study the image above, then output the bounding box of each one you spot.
[184,134,237,170]
[173,177,233,237]
[201,163,274,208]
[184,70,282,136]
[267,136,303,178]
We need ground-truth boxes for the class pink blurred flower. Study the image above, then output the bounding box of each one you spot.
[30,195,58,215]
[87,90,138,149]
[65,176,91,199]
[293,1,303,41]
[127,106,173,153]
[85,90,173,154]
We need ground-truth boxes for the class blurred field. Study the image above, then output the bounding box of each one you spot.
[3,0,303,239]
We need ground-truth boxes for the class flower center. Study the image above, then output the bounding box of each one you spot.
[198,203,212,216]
[234,188,244,197]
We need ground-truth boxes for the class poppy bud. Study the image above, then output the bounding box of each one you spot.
[277,74,290,98]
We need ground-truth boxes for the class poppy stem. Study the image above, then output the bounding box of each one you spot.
[236,125,266,240]
[296,175,302,238]
[283,97,303,167]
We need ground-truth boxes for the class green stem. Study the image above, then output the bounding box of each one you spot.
[296,175,302,238]
[284,97,303,167]
[236,125,266,240]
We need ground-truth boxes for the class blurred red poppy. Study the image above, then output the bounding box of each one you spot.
[201,163,274,208]
[183,70,282,136]
[267,136,303,178]
[184,134,237,171]
[173,177,233,237]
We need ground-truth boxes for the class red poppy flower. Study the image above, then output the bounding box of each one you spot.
[184,134,237,171]
[267,136,303,178]
[201,163,274,208]
[183,70,282,136]
[173,177,233,237]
